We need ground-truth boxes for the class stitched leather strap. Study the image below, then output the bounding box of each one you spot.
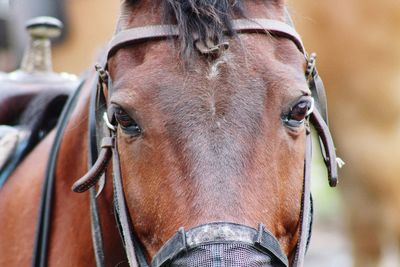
[111,136,141,267]
[309,66,328,123]
[292,130,313,267]
[310,109,338,187]
[231,19,305,53]
[107,18,305,59]
[71,138,112,193]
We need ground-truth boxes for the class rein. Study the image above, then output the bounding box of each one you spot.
[33,15,340,267]
[32,79,85,267]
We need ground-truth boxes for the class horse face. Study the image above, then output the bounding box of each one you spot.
[107,32,310,260]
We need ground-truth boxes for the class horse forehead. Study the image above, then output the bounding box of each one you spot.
[113,47,301,115]
[112,44,303,178]
[111,37,307,117]
[150,69,272,142]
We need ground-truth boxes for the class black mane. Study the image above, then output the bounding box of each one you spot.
[126,0,245,57]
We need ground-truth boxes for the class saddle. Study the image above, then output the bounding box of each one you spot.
[0,16,79,187]
[0,85,76,187]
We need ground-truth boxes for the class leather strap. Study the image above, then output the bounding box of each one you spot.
[310,109,338,187]
[291,110,338,267]
[111,135,140,267]
[281,10,314,267]
[72,137,112,193]
[74,69,149,266]
[308,65,328,123]
[292,130,312,267]
[231,19,305,54]
[112,132,149,267]
[87,74,105,267]
[107,18,305,59]
[32,79,84,267]
[89,187,105,267]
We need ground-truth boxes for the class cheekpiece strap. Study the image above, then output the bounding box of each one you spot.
[310,109,338,187]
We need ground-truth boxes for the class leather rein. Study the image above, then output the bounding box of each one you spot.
[33,17,339,267]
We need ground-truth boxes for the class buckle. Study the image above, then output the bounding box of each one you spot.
[306,52,317,78]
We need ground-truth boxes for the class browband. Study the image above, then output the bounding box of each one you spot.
[107,18,305,59]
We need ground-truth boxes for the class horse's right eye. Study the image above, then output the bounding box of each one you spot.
[282,97,314,128]
[114,108,142,136]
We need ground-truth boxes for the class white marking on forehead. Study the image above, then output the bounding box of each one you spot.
[207,55,228,80]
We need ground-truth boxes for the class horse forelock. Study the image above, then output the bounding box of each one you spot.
[120,0,283,58]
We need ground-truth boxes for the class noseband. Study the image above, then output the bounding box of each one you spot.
[33,15,341,267]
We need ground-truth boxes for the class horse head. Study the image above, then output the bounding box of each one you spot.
[73,0,338,266]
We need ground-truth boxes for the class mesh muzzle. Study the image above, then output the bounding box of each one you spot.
[171,242,276,267]
[151,223,288,267]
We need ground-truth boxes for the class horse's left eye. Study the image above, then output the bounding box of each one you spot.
[283,98,314,128]
[114,108,142,136]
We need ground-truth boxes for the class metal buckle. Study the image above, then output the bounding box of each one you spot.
[306,98,315,117]
[103,112,116,132]
[95,64,109,84]
[306,52,317,78]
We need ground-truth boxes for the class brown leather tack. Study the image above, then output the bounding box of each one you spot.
[71,137,114,193]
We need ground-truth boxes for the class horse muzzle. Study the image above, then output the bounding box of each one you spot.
[151,222,288,267]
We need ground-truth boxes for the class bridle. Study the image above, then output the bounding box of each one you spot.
[32,14,340,267]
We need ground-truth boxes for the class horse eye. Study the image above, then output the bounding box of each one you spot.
[283,98,314,128]
[114,108,142,136]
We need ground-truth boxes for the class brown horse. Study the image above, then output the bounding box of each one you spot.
[0,1,336,266]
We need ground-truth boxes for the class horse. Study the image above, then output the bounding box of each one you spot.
[0,1,338,266]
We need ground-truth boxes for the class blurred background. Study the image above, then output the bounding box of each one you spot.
[0,0,119,73]
[1,1,400,266]
[289,1,400,266]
